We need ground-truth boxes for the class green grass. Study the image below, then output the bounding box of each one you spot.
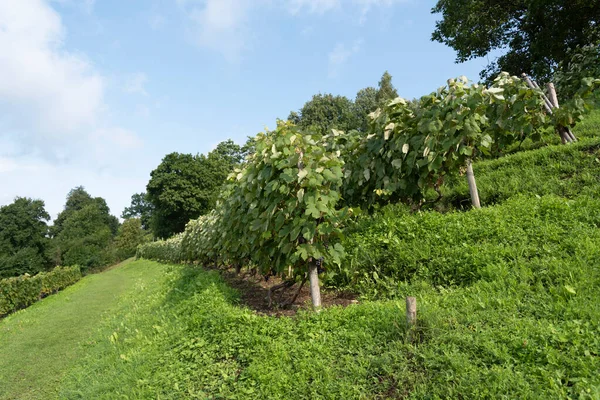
[0,259,167,400]
[431,109,600,210]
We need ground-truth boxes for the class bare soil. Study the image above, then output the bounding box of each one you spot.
[208,266,358,317]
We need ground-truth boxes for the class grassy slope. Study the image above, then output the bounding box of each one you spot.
[434,110,600,210]
[0,260,166,400]
[2,112,598,399]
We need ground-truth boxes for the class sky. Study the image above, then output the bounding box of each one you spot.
[0,0,496,220]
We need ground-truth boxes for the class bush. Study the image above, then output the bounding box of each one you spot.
[0,274,42,316]
[37,266,82,297]
[136,234,184,264]
[0,265,81,316]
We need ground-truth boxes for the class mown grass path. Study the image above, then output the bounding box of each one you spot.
[0,260,163,400]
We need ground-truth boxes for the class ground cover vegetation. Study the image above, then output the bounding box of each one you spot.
[2,3,600,397]
[0,259,160,400]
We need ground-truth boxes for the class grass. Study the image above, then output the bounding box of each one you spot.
[0,259,167,400]
[1,111,598,399]
[430,109,600,210]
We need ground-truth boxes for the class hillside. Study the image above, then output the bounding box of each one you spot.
[1,111,599,399]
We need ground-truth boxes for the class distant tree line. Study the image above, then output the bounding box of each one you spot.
[0,187,149,278]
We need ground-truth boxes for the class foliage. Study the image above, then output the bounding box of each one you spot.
[289,72,400,135]
[288,93,357,135]
[54,201,119,271]
[0,265,80,317]
[121,193,154,230]
[353,87,378,132]
[0,198,51,278]
[137,234,184,264]
[555,42,600,100]
[146,142,244,239]
[345,74,599,209]
[52,187,119,238]
[114,218,149,260]
[432,0,600,82]
[139,122,349,282]
[375,70,399,105]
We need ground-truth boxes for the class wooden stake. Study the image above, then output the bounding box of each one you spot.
[522,74,554,114]
[466,159,481,209]
[308,261,321,310]
[406,296,417,327]
[547,83,577,143]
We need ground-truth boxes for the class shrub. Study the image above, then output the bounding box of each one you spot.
[38,266,82,297]
[0,265,81,317]
[0,274,42,316]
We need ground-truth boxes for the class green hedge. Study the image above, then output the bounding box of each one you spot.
[0,266,81,317]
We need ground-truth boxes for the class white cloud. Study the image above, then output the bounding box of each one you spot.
[0,0,141,159]
[179,0,254,61]
[124,72,148,95]
[328,39,363,77]
[177,0,405,60]
[0,0,144,219]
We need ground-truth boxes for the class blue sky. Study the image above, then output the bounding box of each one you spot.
[0,0,495,219]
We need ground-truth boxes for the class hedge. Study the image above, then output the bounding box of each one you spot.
[0,266,81,317]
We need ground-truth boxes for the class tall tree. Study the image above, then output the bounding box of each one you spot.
[52,187,120,270]
[375,71,399,105]
[147,142,240,239]
[354,87,378,132]
[52,186,118,237]
[288,94,357,134]
[431,0,600,82]
[0,198,51,278]
[122,193,154,230]
[114,218,148,260]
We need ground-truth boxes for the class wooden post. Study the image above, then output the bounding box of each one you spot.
[308,260,321,310]
[522,74,554,114]
[466,159,481,209]
[406,296,416,327]
[547,83,577,143]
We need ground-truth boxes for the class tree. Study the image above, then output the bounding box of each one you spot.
[555,42,600,100]
[122,193,154,230]
[52,186,119,237]
[147,144,239,239]
[114,218,148,260]
[431,0,600,82]
[51,187,120,270]
[353,87,378,132]
[288,94,357,134]
[375,71,399,105]
[0,198,51,278]
[209,139,245,166]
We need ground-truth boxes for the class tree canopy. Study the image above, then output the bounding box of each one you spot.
[288,71,400,135]
[431,0,600,82]
[52,187,120,270]
[121,192,154,230]
[146,141,245,238]
[0,198,51,278]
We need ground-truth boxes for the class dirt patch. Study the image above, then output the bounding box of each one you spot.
[209,266,358,317]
